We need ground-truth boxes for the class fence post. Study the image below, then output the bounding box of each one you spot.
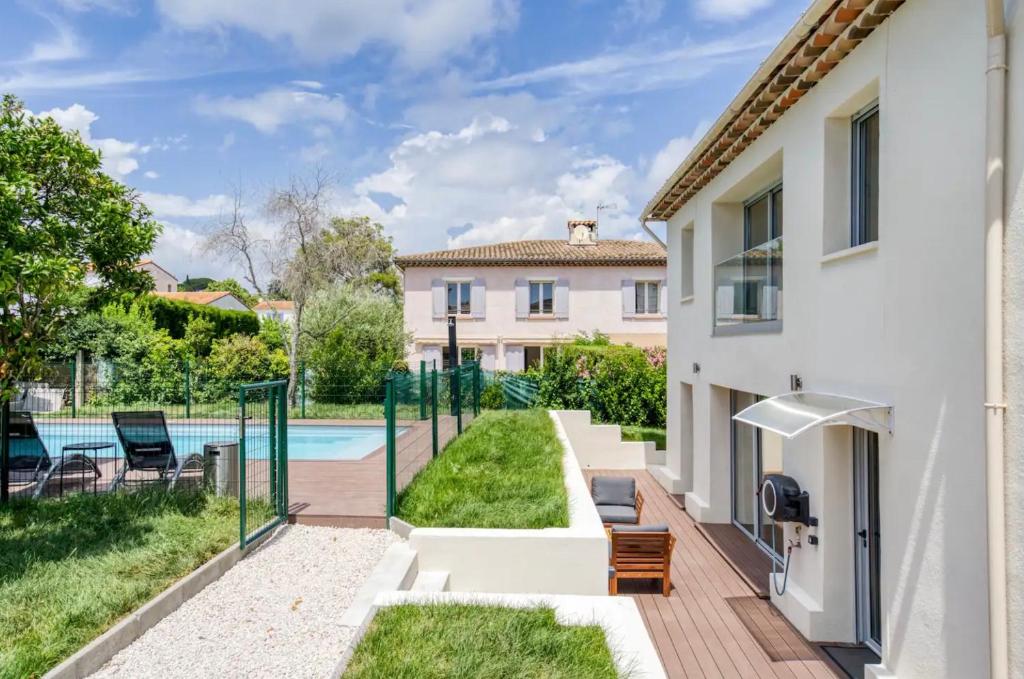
[184,358,191,419]
[384,376,396,519]
[238,387,248,549]
[278,383,289,517]
[0,400,9,504]
[300,361,306,419]
[69,356,77,418]
[431,367,439,458]
[455,365,463,435]
[473,362,481,416]
[419,360,427,420]
[268,385,277,510]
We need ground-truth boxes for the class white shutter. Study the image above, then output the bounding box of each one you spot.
[554,278,569,319]
[422,345,442,369]
[659,280,668,316]
[504,345,524,372]
[471,278,486,319]
[621,279,636,318]
[431,279,445,320]
[515,278,529,319]
[480,346,496,371]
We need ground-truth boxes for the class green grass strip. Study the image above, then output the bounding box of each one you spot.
[395,409,569,529]
[620,425,666,451]
[343,604,618,679]
[0,490,239,679]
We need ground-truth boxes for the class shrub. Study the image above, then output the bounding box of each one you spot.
[479,381,505,409]
[137,295,258,339]
[192,334,289,402]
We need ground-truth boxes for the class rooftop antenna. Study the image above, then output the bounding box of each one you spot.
[596,202,618,223]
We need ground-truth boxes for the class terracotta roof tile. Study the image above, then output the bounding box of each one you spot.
[152,291,232,305]
[395,239,666,268]
[254,300,295,311]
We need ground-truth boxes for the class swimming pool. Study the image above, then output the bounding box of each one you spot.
[34,422,399,461]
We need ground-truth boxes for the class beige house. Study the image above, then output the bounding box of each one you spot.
[643,2,1024,679]
[253,300,295,324]
[396,220,666,370]
[135,260,178,293]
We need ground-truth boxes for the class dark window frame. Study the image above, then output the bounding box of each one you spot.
[743,182,783,251]
[851,101,880,247]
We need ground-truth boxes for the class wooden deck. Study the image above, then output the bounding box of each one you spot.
[587,470,843,679]
[287,415,458,527]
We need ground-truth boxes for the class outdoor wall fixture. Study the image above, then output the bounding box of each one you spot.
[761,474,817,528]
[692,362,700,374]
[789,374,803,391]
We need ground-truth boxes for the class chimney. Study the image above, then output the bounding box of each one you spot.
[567,219,598,246]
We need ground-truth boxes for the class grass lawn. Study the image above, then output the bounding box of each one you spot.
[343,604,618,679]
[396,409,569,529]
[621,425,666,450]
[0,491,239,678]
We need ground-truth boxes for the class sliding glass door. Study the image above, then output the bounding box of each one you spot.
[731,390,784,560]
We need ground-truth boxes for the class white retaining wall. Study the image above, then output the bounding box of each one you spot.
[552,410,651,470]
[406,411,608,595]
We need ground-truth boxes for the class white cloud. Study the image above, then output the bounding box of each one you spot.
[695,0,773,21]
[37,103,143,179]
[479,33,775,95]
[617,0,665,25]
[195,88,348,133]
[0,68,153,92]
[144,170,160,179]
[290,80,323,90]
[645,120,710,195]
[155,0,517,68]
[140,192,233,218]
[56,0,135,12]
[25,17,85,63]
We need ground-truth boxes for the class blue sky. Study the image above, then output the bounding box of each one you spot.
[2,0,808,283]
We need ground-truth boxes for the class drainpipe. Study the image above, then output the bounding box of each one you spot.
[639,217,667,249]
[984,2,1008,679]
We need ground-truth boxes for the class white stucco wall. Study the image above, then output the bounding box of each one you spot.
[1003,1,1024,677]
[660,2,995,677]
[137,262,177,293]
[208,295,250,312]
[401,264,667,369]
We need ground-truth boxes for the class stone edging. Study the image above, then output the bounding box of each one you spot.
[43,528,282,679]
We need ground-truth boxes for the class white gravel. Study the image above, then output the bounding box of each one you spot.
[92,525,397,679]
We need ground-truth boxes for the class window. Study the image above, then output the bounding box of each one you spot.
[680,225,694,299]
[744,183,783,249]
[525,345,544,370]
[441,345,478,369]
[529,281,553,315]
[446,281,471,316]
[635,281,660,314]
[851,102,879,246]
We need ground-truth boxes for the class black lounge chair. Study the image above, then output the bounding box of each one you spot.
[9,410,101,499]
[110,411,203,491]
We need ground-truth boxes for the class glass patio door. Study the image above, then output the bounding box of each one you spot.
[854,428,882,653]
[731,390,783,560]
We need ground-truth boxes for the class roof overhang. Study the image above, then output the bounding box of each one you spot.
[732,392,893,439]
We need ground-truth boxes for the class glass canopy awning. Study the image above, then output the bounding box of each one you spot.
[732,392,893,439]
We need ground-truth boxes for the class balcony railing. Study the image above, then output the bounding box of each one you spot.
[714,236,783,329]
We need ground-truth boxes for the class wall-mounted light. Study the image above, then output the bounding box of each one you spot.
[790,374,803,391]
[693,362,701,374]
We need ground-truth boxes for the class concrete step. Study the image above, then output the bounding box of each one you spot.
[340,543,418,627]
[411,570,450,592]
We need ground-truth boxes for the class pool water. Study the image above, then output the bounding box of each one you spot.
[34,422,398,462]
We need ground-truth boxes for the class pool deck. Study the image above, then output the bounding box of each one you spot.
[286,416,456,528]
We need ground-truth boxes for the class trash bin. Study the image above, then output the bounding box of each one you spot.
[203,441,239,497]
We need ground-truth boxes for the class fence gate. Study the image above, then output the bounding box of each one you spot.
[238,380,289,549]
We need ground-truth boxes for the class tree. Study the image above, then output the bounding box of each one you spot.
[203,187,266,296]
[206,278,257,308]
[323,216,400,297]
[0,95,159,402]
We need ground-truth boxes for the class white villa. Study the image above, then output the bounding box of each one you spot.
[136,259,178,293]
[643,1,1024,679]
[395,220,667,371]
[253,300,295,324]
[151,290,250,312]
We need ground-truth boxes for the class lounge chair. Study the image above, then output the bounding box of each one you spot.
[110,411,203,491]
[591,476,645,525]
[9,410,101,499]
[608,524,676,597]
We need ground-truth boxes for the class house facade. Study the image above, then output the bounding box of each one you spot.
[396,221,666,371]
[136,260,178,293]
[254,300,295,324]
[643,2,1024,679]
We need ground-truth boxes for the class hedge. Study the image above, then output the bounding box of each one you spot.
[137,295,258,339]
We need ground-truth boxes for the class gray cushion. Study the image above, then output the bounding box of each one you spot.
[612,523,669,533]
[591,476,636,507]
[597,504,638,524]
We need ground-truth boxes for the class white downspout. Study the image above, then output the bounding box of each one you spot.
[984,2,1008,679]
[639,217,667,249]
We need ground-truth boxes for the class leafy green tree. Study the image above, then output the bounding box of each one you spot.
[192,334,289,402]
[0,95,159,401]
[206,278,257,308]
[178,276,214,292]
[323,216,400,297]
[182,315,217,358]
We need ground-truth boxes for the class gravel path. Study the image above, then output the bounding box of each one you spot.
[92,526,397,679]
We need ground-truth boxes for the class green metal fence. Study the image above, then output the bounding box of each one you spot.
[238,379,289,549]
[383,361,480,518]
[502,374,540,409]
